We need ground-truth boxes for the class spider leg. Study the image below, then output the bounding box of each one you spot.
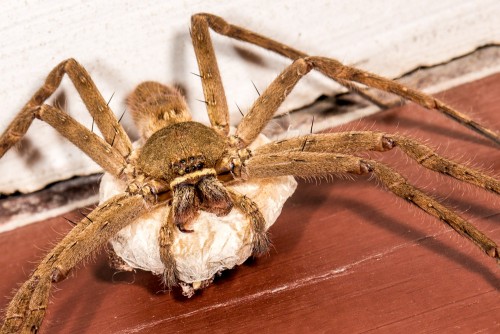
[254,131,499,194]
[309,57,500,144]
[242,151,499,262]
[159,209,179,288]
[36,104,127,177]
[192,14,499,145]
[190,15,230,136]
[192,13,389,109]
[234,58,312,147]
[0,58,132,160]
[1,193,148,334]
[227,189,270,255]
[230,57,498,147]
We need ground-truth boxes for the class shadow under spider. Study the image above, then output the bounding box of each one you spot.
[297,180,500,290]
[379,110,497,148]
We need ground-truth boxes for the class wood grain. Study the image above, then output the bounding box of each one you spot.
[0,74,499,333]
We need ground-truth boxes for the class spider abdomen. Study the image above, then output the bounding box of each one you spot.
[127,82,192,140]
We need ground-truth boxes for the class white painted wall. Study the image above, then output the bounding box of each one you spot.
[1,0,499,194]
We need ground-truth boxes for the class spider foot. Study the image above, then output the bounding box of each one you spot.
[252,230,271,255]
[487,245,499,261]
[106,243,135,272]
[161,262,179,289]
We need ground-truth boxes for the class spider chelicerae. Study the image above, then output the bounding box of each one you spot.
[0,13,499,334]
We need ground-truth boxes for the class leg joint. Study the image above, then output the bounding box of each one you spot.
[359,160,374,174]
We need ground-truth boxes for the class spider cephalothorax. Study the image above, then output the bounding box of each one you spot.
[0,13,499,334]
[137,121,234,230]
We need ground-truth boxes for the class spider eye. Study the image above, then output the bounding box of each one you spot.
[196,163,204,170]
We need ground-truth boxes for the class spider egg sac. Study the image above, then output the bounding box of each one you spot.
[99,134,297,294]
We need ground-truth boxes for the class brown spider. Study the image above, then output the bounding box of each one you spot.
[1,13,499,333]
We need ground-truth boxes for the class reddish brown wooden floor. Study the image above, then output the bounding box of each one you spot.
[1,74,499,333]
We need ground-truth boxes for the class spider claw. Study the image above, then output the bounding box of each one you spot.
[177,224,195,233]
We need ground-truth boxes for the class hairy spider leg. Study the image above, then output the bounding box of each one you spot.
[1,194,149,334]
[254,131,500,195]
[243,151,499,261]
[37,104,126,176]
[0,59,132,161]
[191,15,230,136]
[159,209,179,287]
[193,13,499,145]
[228,188,270,255]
